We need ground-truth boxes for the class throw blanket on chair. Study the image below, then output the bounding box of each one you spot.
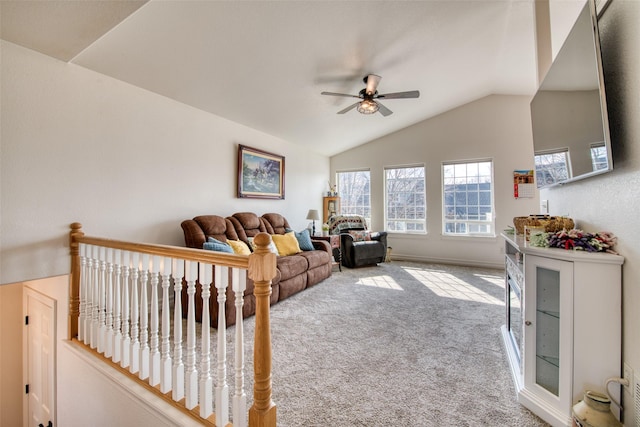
[328,215,368,235]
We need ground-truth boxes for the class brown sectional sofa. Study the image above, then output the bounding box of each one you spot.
[181,212,333,327]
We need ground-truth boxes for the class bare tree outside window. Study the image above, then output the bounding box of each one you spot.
[337,170,371,224]
[442,160,494,236]
[534,151,570,187]
[384,166,426,233]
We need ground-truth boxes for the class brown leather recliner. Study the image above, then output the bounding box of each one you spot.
[180,212,332,327]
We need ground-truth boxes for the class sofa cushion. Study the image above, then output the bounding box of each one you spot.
[298,250,331,269]
[272,231,301,256]
[276,255,308,281]
[262,213,291,235]
[228,212,266,242]
[227,239,251,255]
[203,237,234,253]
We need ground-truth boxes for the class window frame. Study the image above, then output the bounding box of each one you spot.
[534,149,572,187]
[336,169,371,225]
[384,164,427,234]
[441,159,495,237]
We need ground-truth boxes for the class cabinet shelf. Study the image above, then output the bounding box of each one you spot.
[537,354,560,368]
[537,309,560,319]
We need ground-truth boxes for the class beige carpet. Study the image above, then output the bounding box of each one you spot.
[225,260,549,427]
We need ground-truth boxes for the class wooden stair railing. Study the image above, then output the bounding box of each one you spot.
[68,223,277,427]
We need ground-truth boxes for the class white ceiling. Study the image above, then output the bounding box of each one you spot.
[1,0,541,156]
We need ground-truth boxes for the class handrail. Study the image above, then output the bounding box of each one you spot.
[68,222,277,427]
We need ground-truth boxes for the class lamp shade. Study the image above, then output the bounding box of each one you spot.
[306,209,320,221]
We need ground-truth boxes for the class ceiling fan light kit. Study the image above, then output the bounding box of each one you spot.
[356,99,379,114]
[321,74,419,117]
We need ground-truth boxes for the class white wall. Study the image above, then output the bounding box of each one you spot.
[540,1,640,423]
[0,41,330,285]
[331,94,540,268]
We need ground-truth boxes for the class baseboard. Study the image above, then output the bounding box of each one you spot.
[389,253,503,270]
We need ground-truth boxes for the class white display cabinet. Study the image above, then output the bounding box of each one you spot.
[500,233,623,427]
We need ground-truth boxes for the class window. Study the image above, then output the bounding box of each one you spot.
[534,150,570,187]
[590,143,609,171]
[336,170,371,224]
[442,160,494,236]
[384,166,426,233]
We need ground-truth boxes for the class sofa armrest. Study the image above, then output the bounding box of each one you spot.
[310,238,332,254]
[369,231,388,247]
[181,219,207,249]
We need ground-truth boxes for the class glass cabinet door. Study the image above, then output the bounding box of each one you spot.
[535,266,560,395]
[523,254,573,413]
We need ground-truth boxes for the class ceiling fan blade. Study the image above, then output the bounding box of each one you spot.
[365,74,381,95]
[337,102,360,114]
[377,102,393,117]
[321,91,361,99]
[377,90,420,99]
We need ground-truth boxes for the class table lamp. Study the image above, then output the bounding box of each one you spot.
[306,209,320,236]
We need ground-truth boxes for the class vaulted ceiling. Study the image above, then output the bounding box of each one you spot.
[1,0,541,156]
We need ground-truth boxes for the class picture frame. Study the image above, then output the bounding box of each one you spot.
[237,144,285,199]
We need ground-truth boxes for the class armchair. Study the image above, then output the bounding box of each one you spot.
[328,215,388,268]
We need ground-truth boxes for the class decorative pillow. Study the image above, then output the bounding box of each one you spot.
[287,228,314,251]
[227,239,251,255]
[348,230,372,242]
[248,237,279,255]
[271,231,302,256]
[203,237,234,253]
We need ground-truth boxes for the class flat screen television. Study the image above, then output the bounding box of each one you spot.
[530,0,612,188]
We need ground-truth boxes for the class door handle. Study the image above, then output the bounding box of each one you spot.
[525,320,532,326]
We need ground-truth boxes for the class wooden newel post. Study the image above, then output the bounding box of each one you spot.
[248,232,278,427]
[69,222,84,340]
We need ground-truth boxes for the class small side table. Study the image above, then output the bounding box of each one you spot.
[313,235,341,271]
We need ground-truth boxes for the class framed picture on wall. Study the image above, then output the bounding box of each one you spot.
[237,145,285,199]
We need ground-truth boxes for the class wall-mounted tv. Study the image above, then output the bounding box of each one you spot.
[530,0,612,188]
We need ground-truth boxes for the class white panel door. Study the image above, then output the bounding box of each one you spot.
[24,288,56,427]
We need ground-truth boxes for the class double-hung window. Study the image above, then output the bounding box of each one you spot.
[442,160,494,236]
[384,166,426,233]
[534,150,570,187]
[590,142,609,171]
[336,170,371,224]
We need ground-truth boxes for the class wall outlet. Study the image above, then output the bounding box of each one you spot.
[624,362,633,391]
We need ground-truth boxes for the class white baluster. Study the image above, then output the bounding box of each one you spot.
[112,249,122,364]
[139,253,150,380]
[90,245,100,349]
[130,252,140,374]
[232,268,247,427]
[215,265,229,426]
[121,250,131,368]
[160,257,173,394]
[199,262,213,418]
[185,261,198,410]
[172,258,185,402]
[98,246,107,353]
[148,255,161,386]
[78,243,87,342]
[105,248,114,358]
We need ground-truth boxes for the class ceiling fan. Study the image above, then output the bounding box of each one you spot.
[321,74,420,117]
